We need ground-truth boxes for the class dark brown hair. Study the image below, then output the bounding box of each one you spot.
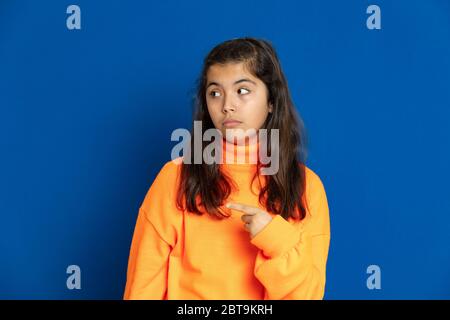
[176,37,309,221]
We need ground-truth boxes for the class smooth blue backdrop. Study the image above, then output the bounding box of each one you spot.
[1,0,449,299]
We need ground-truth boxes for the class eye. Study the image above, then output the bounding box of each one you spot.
[238,88,250,95]
[209,90,220,97]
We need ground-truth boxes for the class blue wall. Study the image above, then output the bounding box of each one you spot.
[1,0,449,299]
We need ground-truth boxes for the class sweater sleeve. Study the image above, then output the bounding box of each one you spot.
[249,169,331,300]
[123,161,181,300]
[123,207,171,299]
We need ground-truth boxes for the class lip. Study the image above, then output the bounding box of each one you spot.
[223,119,242,127]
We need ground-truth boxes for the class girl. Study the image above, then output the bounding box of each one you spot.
[123,37,330,300]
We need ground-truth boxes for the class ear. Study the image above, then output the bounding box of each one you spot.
[268,103,273,113]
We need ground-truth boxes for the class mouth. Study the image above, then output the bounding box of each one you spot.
[222,120,242,128]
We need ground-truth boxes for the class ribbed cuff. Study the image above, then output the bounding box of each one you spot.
[250,215,300,259]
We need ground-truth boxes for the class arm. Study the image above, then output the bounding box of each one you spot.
[123,207,171,300]
[123,161,180,300]
[250,171,331,300]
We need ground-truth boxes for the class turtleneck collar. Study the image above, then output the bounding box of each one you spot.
[220,136,260,166]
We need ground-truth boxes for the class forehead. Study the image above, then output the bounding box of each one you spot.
[206,62,259,84]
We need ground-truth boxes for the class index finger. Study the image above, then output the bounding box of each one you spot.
[225,202,259,215]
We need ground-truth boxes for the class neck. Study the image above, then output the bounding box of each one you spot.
[221,137,259,166]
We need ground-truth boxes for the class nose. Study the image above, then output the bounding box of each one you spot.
[222,95,236,114]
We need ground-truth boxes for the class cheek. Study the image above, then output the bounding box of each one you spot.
[252,113,269,129]
[206,100,222,123]
[244,100,270,127]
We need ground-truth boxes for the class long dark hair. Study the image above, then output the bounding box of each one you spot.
[176,37,309,221]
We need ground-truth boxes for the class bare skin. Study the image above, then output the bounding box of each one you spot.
[205,62,272,145]
[226,202,273,239]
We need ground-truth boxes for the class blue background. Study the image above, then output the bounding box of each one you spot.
[1,0,449,299]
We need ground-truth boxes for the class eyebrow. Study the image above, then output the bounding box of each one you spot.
[206,78,257,89]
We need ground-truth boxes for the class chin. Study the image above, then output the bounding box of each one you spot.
[223,129,259,145]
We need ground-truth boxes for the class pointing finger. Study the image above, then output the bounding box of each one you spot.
[226,202,259,215]
[241,214,254,223]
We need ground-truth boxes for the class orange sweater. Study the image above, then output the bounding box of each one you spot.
[123,139,331,300]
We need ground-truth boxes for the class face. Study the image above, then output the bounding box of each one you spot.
[205,62,273,145]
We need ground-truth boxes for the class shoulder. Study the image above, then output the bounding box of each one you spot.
[141,158,182,206]
[139,158,184,245]
[304,165,326,196]
[302,164,329,222]
[156,157,183,181]
[293,164,330,236]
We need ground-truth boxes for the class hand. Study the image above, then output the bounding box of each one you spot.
[225,202,273,239]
